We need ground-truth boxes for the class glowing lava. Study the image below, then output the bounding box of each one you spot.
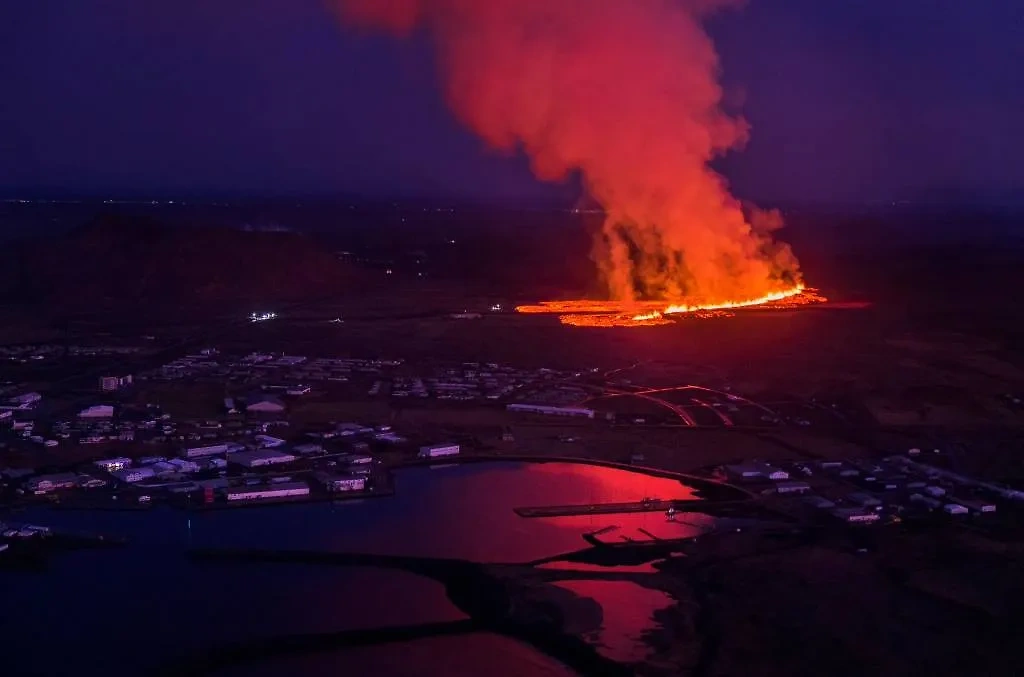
[516,285,826,327]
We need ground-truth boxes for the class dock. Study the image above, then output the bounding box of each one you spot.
[515,498,698,518]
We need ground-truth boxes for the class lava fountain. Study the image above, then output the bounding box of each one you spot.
[330,1,817,325]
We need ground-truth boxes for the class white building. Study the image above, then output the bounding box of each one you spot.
[112,467,157,483]
[0,410,12,422]
[228,449,297,468]
[94,457,132,472]
[79,405,114,418]
[943,503,969,515]
[286,385,311,396]
[182,443,230,458]
[419,443,460,458]
[830,507,880,524]
[506,403,595,419]
[246,394,286,414]
[226,481,310,501]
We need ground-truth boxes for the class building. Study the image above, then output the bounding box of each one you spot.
[224,398,239,414]
[756,463,789,481]
[227,449,297,468]
[775,481,811,494]
[943,503,969,515]
[314,472,366,493]
[254,434,286,448]
[8,392,42,409]
[909,493,942,510]
[246,394,286,414]
[286,385,311,396]
[79,405,114,418]
[150,461,179,475]
[847,492,882,508]
[419,443,460,458]
[168,458,200,473]
[830,507,880,524]
[182,443,230,458]
[226,481,310,501]
[802,494,836,510]
[99,374,133,392]
[949,496,997,513]
[94,457,132,472]
[506,403,595,419]
[725,464,764,480]
[293,443,324,455]
[339,453,373,465]
[112,467,156,483]
[376,432,407,444]
[25,473,78,493]
[0,410,12,422]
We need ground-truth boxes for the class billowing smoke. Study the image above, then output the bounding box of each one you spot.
[330,0,800,303]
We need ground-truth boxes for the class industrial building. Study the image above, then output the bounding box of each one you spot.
[182,443,231,458]
[94,457,132,472]
[314,472,366,493]
[506,403,595,419]
[99,374,133,392]
[419,442,460,458]
[24,473,78,493]
[725,462,789,481]
[112,467,157,483]
[848,492,883,508]
[226,481,310,501]
[245,394,286,414]
[79,405,114,418]
[775,481,811,494]
[830,507,880,524]
[227,449,297,468]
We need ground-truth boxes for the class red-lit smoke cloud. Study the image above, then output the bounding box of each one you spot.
[330,0,800,304]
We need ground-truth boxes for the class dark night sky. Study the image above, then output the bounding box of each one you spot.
[2,0,1021,204]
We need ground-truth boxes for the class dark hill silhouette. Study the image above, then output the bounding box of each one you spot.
[0,215,362,311]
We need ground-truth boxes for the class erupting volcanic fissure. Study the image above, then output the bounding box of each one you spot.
[331,0,812,325]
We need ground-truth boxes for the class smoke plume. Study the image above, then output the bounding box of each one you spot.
[330,0,801,303]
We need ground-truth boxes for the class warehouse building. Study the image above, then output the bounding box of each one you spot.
[226,481,310,501]
[79,405,115,418]
[775,481,811,494]
[228,449,297,468]
[419,443,460,458]
[25,473,78,493]
[94,457,132,472]
[246,394,286,414]
[830,507,880,524]
[182,443,231,458]
[99,374,133,392]
[314,472,366,493]
[112,467,157,483]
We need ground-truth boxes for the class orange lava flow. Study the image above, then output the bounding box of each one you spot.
[516,285,826,327]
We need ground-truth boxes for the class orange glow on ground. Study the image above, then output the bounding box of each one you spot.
[516,285,827,327]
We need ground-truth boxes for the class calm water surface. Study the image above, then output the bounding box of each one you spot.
[2,461,708,676]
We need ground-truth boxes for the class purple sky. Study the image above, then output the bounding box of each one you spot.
[1,0,1021,204]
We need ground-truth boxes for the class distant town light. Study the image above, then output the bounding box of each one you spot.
[249,311,277,323]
